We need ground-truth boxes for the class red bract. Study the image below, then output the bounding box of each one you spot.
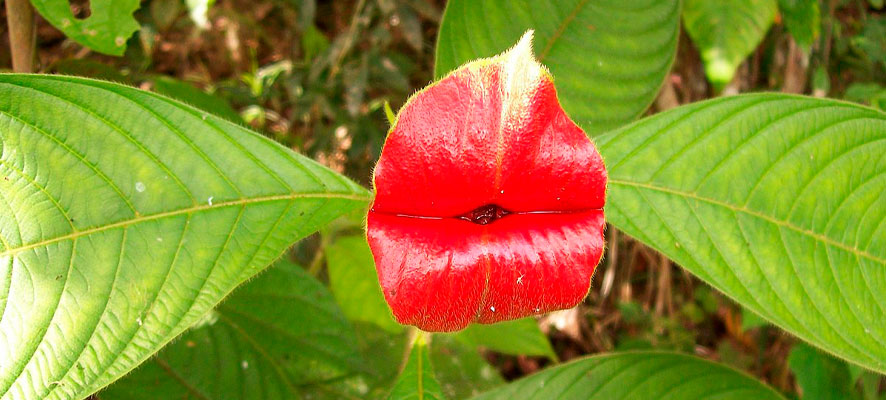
[367,32,607,332]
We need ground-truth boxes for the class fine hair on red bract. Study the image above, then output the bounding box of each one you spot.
[367,31,607,332]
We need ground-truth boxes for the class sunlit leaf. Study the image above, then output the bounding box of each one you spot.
[598,93,886,372]
[0,74,370,399]
[30,0,141,56]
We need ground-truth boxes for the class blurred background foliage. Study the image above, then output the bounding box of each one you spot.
[2,0,885,398]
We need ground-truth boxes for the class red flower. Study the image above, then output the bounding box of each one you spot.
[367,32,607,332]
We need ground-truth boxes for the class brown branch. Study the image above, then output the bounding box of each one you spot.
[5,0,37,72]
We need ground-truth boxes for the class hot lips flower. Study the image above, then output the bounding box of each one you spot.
[367,31,607,332]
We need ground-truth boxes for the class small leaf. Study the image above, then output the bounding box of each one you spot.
[683,0,778,89]
[30,0,141,56]
[384,101,396,126]
[778,0,821,53]
[435,0,680,135]
[598,93,886,373]
[471,352,785,399]
[100,261,363,399]
[327,235,403,333]
[788,342,856,400]
[454,318,555,359]
[0,74,370,399]
[389,332,446,400]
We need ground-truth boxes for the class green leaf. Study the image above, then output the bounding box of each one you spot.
[777,0,820,53]
[430,336,504,400]
[384,101,396,126]
[327,235,403,333]
[471,352,784,399]
[435,0,680,135]
[454,318,555,359]
[100,261,363,399]
[788,342,856,400]
[597,93,886,372]
[683,0,777,89]
[30,0,141,56]
[389,333,446,400]
[0,74,370,399]
[150,75,242,123]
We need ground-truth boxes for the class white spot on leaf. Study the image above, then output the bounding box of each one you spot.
[135,182,146,192]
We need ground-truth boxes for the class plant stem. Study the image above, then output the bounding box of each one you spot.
[306,234,330,276]
[5,0,37,72]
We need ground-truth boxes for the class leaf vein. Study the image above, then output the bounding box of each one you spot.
[609,180,885,264]
[0,192,369,258]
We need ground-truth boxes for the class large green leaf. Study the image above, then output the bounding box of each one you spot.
[683,0,777,89]
[597,94,886,372]
[0,74,370,399]
[388,333,446,400]
[30,0,141,56]
[435,0,680,135]
[454,318,555,359]
[471,352,784,399]
[327,235,402,333]
[100,260,363,399]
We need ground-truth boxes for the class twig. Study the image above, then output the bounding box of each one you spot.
[5,0,37,72]
[600,227,619,299]
[782,38,807,94]
[307,234,331,276]
[326,0,367,85]
[654,253,673,316]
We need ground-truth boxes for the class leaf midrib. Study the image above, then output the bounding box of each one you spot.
[609,179,885,264]
[0,192,371,258]
[537,0,591,62]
